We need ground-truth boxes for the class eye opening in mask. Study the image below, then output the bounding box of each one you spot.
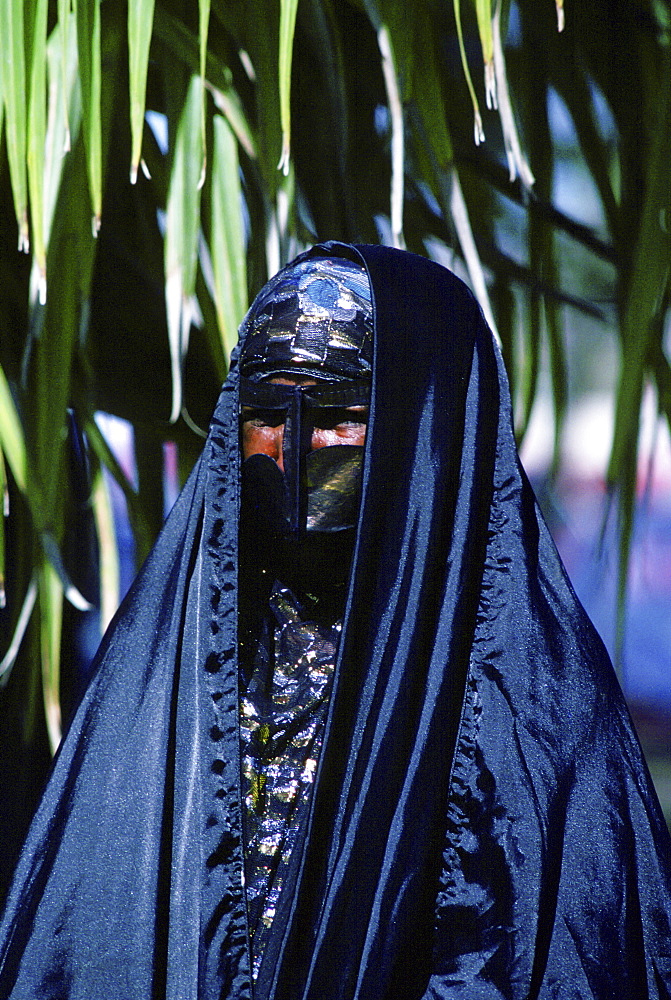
[310,406,368,432]
[240,408,287,430]
[240,404,368,435]
[239,376,370,457]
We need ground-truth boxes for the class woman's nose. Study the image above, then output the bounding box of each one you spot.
[271,425,285,471]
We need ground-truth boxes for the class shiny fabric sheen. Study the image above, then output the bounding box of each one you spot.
[240,255,373,382]
[1,243,670,999]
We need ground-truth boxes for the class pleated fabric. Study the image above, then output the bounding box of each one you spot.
[1,243,669,1000]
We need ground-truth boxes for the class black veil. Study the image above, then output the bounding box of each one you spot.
[1,243,669,999]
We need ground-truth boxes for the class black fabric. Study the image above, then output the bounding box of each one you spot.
[1,243,670,999]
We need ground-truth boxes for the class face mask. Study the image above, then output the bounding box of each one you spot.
[237,255,373,597]
[239,376,370,539]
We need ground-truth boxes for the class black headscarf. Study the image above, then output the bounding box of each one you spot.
[1,243,670,999]
[239,253,373,382]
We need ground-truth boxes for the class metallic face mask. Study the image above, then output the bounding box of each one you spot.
[239,376,369,538]
[239,254,373,541]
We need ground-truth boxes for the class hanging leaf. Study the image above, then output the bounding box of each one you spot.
[198,0,211,187]
[44,12,82,249]
[545,294,567,471]
[358,1,408,246]
[450,169,499,338]
[277,0,300,174]
[0,364,27,493]
[0,577,38,687]
[26,24,112,581]
[556,0,565,32]
[492,0,534,187]
[128,0,155,183]
[474,0,496,109]
[27,0,50,303]
[210,115,248,360]
[58,0,73,151]
[297,0,350,174]
[39,561,63,754]
[453,0,485,144]
[0,43,4,142]
[0,0,29,251]
[90,463,119,635]
[74,0,103,233]
[377,24,405,248]
[164,75,204,423]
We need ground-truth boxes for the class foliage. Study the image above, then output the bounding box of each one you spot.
[0,0,670,772]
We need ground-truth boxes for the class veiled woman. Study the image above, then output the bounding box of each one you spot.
[1,243,670,999]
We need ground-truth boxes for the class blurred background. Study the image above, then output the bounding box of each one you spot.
[1,0,670,906]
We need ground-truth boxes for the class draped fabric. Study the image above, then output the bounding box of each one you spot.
[1,243,670,999]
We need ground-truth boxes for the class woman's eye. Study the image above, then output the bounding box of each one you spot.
[241,408,283,428]
[314,407,368,430]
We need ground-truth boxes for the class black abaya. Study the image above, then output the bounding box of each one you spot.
[1,243,669,999]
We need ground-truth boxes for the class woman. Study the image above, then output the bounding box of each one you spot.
[1,243,669,998]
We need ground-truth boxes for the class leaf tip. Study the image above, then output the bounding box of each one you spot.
[38,274,47,306]
[169,393,182,425]
[277,140,291,176]
[65,584,93,612]
[92,215,101,238]
[18,221,30,254]
[473,111,485,146]
[141,158,151,180]
[239,48,256,82]
[130,164,138,185]
[556,1,565,32]
[485,61,497,111]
